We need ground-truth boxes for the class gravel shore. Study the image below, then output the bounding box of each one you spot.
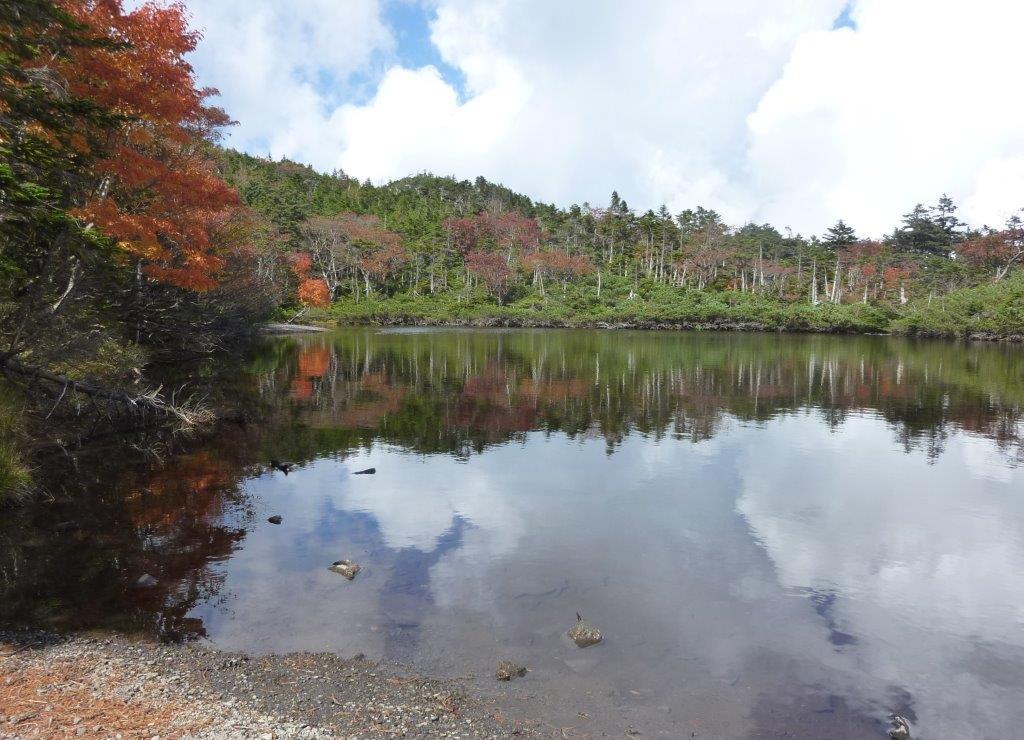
[0,631,537,738]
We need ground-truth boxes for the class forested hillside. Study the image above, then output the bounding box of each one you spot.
[217,149,1024,338]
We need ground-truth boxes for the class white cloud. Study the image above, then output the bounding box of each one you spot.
[184,0,1024,234]
[748,0,1024,234]
[184,0,393,167]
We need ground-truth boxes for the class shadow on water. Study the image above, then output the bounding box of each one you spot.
[2,329,1024,736]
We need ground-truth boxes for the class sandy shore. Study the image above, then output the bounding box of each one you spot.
[0,631,537,738]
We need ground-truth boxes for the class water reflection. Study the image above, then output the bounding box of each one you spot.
[2,329,1023,737]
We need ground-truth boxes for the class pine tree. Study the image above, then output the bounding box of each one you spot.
[823,220,857,248]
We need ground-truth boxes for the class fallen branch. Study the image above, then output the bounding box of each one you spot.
[284,306,308,325]
[0,353,215,428]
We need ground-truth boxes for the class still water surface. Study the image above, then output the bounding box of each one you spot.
[4,329,1024,737]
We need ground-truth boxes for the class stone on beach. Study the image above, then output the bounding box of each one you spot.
[495,661,528,681]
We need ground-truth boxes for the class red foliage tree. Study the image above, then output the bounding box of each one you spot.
[444,216,489,255]
[297,278,330,308]
[359,243,408,287]
[60,0,238,291]
[493,212,541,260]
[959,216,1024,280]
[525,251,592,295]
[466,250,515,304]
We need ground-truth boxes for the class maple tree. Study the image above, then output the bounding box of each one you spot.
[287,252,330,308]
[59,0,238,291]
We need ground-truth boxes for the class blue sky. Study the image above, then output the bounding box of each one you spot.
[832,2,857,30]
[382,1,465,96]
[185,0,1024,234]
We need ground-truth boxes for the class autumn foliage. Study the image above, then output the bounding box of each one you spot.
[59,0,239,291]
[288,252,330,307]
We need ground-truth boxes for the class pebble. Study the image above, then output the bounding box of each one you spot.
[495,661,528,681]
[0,628,514,738]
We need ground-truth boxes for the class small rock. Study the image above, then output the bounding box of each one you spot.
[54,521,81,533]
[354,467,376,475]
[267,515,283,525]
[495,660,527,681]
[270,460,295,475]
[328,560,361,580]
[889,715,911,739]
[568,612,602,648]
[133,574,158,588]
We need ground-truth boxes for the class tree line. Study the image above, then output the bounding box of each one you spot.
[217,151,1024,315]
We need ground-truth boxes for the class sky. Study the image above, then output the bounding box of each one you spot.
[179,0,1024,236]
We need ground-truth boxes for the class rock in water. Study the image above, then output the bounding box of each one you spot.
[269,460,295,475]
[328,560,361,580]
[354,467,376,475]
[267,515,282,525]
[568,612,602,648]
[888,716,911,739]
[495,661,528,681]
[133,573,158,588]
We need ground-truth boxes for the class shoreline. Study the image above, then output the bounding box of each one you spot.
[262,323,330,334]
[0,630,537,738]
[328,314,1024,343]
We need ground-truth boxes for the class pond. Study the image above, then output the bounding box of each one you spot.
[3,328,1024,737]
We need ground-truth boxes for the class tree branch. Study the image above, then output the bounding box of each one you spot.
[1,354,214,427]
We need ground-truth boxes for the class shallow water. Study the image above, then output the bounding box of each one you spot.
[4,329,1024,737]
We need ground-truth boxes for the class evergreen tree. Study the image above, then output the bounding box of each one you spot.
[932,194,965,244]
[893,203,953,256]
[823,220,857,248]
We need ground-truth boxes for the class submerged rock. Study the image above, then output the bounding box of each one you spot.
[354,467,376,475]
[328,560,361,580]
[888,716,911,739]
[269,460,295,475]
[133,573,158,588]
[267,515,283,525]
[495,661,528,681]
[568,612,602,648]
